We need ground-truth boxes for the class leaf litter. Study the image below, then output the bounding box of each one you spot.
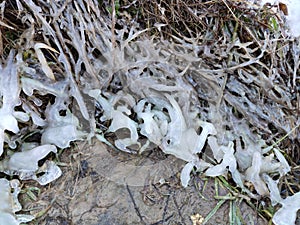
[0,0,299,224]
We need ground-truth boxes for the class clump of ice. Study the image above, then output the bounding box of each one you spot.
[90,88,291,196]
[0,49,86,223]
[0,179,34,225]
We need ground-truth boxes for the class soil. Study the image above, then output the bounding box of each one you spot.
[23,139,267,225]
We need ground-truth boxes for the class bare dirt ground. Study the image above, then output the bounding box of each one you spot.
[23,139,267,225]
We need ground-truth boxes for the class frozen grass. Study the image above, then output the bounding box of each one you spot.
[0,0,299,224]
[261,0,300,36]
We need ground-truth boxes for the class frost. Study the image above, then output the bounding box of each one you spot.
[0,51,71,188]
[7,144,57,171]
[0,51,21,156]
[135,99,168,145]
[0,144,62,185]
[91,90,216,187]
[272,192,300,225]
[158,95,216,166]
[263,174,281,205]
[207,136,225,163]
[34,160,62,185]
[21,75,88,149]
[21,77,68,98]
[273,148,290,175]
[180,162,195,188]
[0,1,298,223]
[0,179,34,225]
[89,89,139,151]
[41,108,86,149]
[264,173,300,225]
[91,86,291,192]
[109,109,139,151]
[245,151,269,196]
[22,102,47,127]
[205,141,236,177]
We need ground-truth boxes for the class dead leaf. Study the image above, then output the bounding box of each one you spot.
[279,2,288,15]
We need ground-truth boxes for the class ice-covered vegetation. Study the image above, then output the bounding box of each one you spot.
[0,0,299,224]
[261,0,300,36]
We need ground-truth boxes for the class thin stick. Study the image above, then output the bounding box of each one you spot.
[126,185,146,225]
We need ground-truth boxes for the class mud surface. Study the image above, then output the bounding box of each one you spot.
[24,139,267,225]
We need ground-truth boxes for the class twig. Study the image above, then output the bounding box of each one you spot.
[150,214,174,225]
[161,189,171,224]
[172,194,186,225]
[126,184,147,225]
